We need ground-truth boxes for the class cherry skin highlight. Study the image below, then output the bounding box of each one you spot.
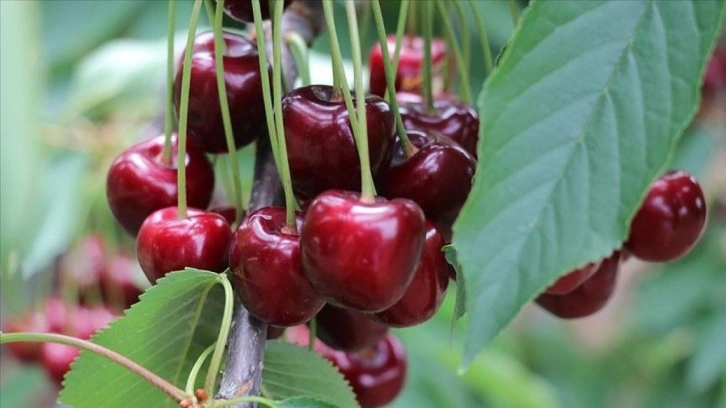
[315,305,389,352]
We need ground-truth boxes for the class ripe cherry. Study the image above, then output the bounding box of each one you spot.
[282,85,395,200]
[625,171,707,262]
[102,253,145,309]
[536,251,621,319]
[369,35,449,98]
[374,222,450,327]
[544,263,597,295]
[229,207,324,326]
[221,0,294,23]
[3,311,49,362]
[301,190,426,312]
[315,305,389,352]
[39,343,79,386]
[106,134,215,236]
[57,235,106,300]
[174,31,268,153]
[137,207,231,284]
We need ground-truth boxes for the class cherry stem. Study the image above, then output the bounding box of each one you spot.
[210,396,278,408]
[286,32,310,87]
[422,0,434,112]
[163,0,176,165]
[468,0,494,76]
[213,0,244,220]
[0,331,190,403]
[452,1,471,72]
[371,0,415,156]
[308,318,316,352]
[508,0,521,26]
[391,0,409,77]
[204,273,235,395]
[435,0,472,104]
[204,0,216,28]
[177,0,204,219]
[186,344,215,395]
[406,0,417,36]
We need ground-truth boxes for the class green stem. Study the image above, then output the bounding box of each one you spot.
[359,1,372,54]
[286,32,310,87]
[204,273,235,395]
[163,0,176,165]
[308,318,316,352]
[422,0,434,112]
[468,0,494,76]
[452,0,471,73]
[177,0,204,218]
[406,0,417,36]
[435,0,472,104]
[371,0,414,156]
[211,395,278,408]
[213,0,244,220]
[508,0,520,26]
[391,0,409,75]
[0,332,189,402]
[204,0,216,28]
[186,344,215,395]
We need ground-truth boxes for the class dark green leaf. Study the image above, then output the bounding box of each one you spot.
[263,341,358,408]
[60,270,224,408]
[454,0,726,367]
[279,396,340,408]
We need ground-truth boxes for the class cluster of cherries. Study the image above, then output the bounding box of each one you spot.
[3,235,143,385]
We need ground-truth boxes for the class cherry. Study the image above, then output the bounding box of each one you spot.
[3,311,49,362]
[266,326,285,340]
[301,190,426,312]
[380,130,476,223]
[369,35,449,98]
[39,343,79,386]
[209,205,244,226]
[102,253,145,309]
[625,171,707,262]
[282,85,395,200]
[536,251,621,319]
[374,222,450,327]
[44,297,68,334]
[174,31,268,153]
[106,134,215,236]
[544,263,597,295]
[74,306,117,340]
[221,0,294,23]
[137,207,231,284]
[57,234,106,298]
[399,96,480,157]
[229,207,324,326]
[314,305,389,352]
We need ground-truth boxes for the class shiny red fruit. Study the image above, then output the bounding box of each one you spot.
[315,305,389,352]
[40,343,79,386]
[369,35,449,98]
[106,134,215,236]
[3,312,49,361]
[625,171,707,262]
[301,190,426,312]
[221,0,294,22]
[544,263,597,295]
[230,207,324,326]
[536,252,621,319]
[381,130,476,223]
[137,207,231,284]
[374,223,450,327]
[282,85,395,200]
[174,31,268,153]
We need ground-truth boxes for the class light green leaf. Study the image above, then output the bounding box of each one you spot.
[279,396,340,408]
[454,0,726,367]
[263,341,358,408]
[60,269,224,408]
[443,245,466,323]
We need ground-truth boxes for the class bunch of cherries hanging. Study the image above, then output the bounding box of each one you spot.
[103,0,709,407]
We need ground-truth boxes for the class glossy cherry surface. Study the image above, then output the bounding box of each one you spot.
[174,31,268,153]
[315,305,389,352]
[545,263,597,295]
[301,190,426,312]
[3,311,49,362]
[369,35,448,98]
[222,0,294,22]
[282,85,395,200]
[106,134,215,236]
[380,130,476,222]
[374,222,450,327]
[536,252,621,319]
[137,207,231,284]
[40,342,79,386]
[625,171,707,262]
[229,207,324,326]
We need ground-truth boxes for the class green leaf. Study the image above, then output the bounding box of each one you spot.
[0,365,47,408]
[443,245,466,323]
[59,269,224,408]
[263,341,358,408]
[453,0,726,367]
[279,396,339,408]
[687,311,726,391]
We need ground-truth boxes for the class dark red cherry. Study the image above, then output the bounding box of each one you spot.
[374,222,450,327]
[106,134,215,236]
[544,263,597,295]
[282,85,395,200]
[380,130,476,223]
[625,171,707,262]
[229,207,324,326]
[174,31,268,153]
[3,311,49,362]
[209,205,244,226]
[221,0,294,23]
[137,207,231,284]
[369,35,449,98]
[314,305,389,352]
[399,96,480,157]
[266,326,285,340]
[301,190,426,312]
[40,343,79,386]
[536,251,621,319]
[324,334,407,408]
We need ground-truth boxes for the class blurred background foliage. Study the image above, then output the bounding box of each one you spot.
[1,1,724,407]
